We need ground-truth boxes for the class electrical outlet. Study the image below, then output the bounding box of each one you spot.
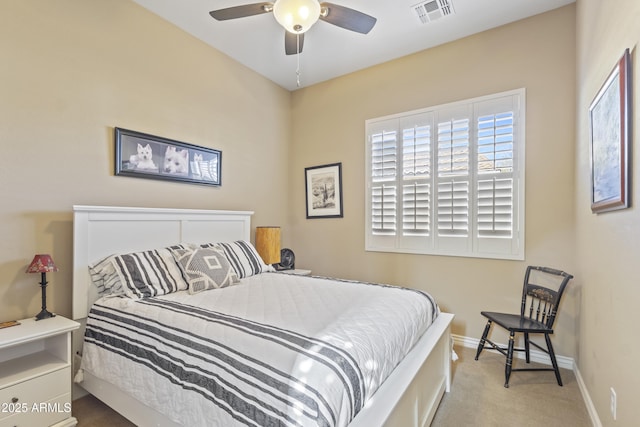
[610,387,617,421]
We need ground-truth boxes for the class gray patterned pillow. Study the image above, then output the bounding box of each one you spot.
[172,247,239,294]
[201,240,275,278]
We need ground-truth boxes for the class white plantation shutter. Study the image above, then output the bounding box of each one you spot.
[436,112,470,241]
[401,116,432,240]
[437,118,470,176]
[477,111,514,238]
[367,122,399,249]
[433,109,472,254]
[371,129,397,182]
[402,126,431,179]
[371,184,397,234]
[472,94,522,256]
[437,180,469,236]
[477,178,513,236]
[366,89,524,259]
[370,127,398,236]
[477,112,514,173]
[403,182,430,236]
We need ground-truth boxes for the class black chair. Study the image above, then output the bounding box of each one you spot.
[474,266,573,388]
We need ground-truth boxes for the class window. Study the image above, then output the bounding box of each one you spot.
[365,89,525,260]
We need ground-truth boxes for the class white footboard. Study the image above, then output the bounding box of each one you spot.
[349,312,454,427]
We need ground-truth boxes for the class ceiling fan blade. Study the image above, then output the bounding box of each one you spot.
[285,31,304,55]
[209,3,273,21]
[320,2,376,34]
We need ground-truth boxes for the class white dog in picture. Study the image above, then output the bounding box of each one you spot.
[191,153,217,182]
[191,154,203,180]
[129,143,157,170]
[163,146,189,175]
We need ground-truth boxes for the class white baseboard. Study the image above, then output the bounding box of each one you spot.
[573,361,602,427]
[453,334,601,427]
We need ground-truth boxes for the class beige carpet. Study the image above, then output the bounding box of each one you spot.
[431,345,591,426]
[73,345,591,426]
[73,394,135,427]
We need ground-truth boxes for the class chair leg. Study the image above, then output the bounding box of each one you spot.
[524,332,530,363]
[504,332,515,388]
[475,320,492,360]
[545,334,563,386]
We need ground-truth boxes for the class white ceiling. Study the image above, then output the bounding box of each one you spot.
[132,0,574,91]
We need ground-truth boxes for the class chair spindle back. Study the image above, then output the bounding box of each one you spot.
[520,266,573,329]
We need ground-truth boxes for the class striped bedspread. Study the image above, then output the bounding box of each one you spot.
[80,272,438,427]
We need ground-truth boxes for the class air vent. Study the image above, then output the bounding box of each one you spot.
[412,0,454,24]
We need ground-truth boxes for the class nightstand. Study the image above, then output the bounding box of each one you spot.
[0,315,80,427]
[279,269,311,276]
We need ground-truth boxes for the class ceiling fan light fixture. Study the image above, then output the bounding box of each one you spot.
[273,0,321,34]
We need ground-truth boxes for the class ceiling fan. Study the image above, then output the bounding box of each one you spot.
[210,0,377,55]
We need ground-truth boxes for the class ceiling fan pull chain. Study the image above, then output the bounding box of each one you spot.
[296,33,301,87]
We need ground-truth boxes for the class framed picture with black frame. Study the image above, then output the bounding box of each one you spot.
[115,127,221,187]
[589,48,632,213]
[305,162,343,219]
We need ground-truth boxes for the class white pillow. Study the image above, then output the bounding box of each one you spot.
[89,255,124,296]
[89,246,189,298]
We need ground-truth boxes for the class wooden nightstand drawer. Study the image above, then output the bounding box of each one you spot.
[0,392,71,427]
[0,367,70,420]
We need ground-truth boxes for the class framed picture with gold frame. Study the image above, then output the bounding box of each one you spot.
[589,48,632,213]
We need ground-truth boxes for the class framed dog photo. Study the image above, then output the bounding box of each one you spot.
[115,127,221,187]
[305,162,343,219]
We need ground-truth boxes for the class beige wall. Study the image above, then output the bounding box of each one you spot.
[0,0,291,321]
[5,1,638,424]
[576,1,640,425]
[290,5,578,355]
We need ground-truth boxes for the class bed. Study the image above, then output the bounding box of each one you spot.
[72,205,454,427]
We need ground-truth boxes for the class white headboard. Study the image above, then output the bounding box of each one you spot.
[72,205,253,320]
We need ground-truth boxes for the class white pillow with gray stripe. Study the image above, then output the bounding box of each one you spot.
[89,246,189,298]
[113,248,189,298]
[89,255,124,296]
